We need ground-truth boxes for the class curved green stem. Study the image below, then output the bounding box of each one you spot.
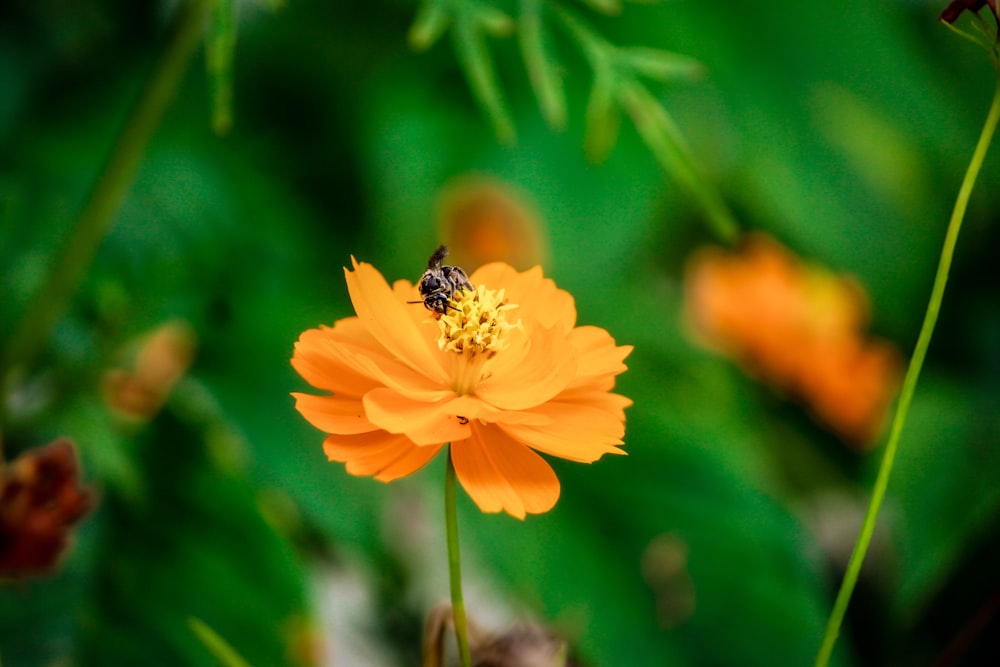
[814,75,1000,667]
[0,0,214,383]
[445,447,473,667]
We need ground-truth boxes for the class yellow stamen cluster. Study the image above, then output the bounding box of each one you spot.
[437,285,519,358]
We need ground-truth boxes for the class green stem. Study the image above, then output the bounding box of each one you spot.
[814,75,1000,667]
[445,447,473,667]
[0,0,214,382]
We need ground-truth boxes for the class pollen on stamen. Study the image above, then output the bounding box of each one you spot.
[437,285,519,358]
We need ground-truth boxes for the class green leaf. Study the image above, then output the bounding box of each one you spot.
[61,398,144,504]
[74,410,310,667]
[519,0,567,130]
[474,3,516,37]
[408,0,452,51]
[452,11,517,144]
[616,80,739,242]
[887,378,1000,620]
[583,67,622,162]
[578,0,623,16]
[618,46,705,82]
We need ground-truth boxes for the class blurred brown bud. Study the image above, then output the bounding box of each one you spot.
[283,613,328,667]
[102,320,196,422]
[0,439,94,578]
[641,533,696,629]
[436,175,549,272]
[424,602,579,667]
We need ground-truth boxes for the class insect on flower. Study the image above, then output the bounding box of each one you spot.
[291,253,632,519]
[411,245,473,315]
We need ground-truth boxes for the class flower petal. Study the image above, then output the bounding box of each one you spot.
[470,263,576,331]
[373,441,444,482]
[553,389,633,421]
[339,341,451,401]
[475,322,577,410]
[567,326,632,385]
[345,259,449,385]
[499,399,627,463]
[363,388,473,445]
[293,393,377,435]
[450,424,560,519]
[323,432,443,481]
[293,317,448,401]
[291,324,382,397]
[392,279,444,351]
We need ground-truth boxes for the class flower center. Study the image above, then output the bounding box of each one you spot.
[437,284,519,394]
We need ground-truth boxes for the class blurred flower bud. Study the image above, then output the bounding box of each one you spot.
[436,175,549,272]
[641,533,696,629]
[0,439,94,578]
[472,623,573,667]
[424,602,579,667]
[102,320,196,422]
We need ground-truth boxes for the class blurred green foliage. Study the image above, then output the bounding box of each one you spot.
[1,0,999,666]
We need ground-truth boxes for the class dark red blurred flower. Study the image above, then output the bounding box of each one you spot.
[0,439,94,577]
[940,0,999,26]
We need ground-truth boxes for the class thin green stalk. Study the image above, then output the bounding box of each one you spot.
[189,617,253,667]
[814,75,1000,667]
[0,0,214,382]
[445,447,473,667]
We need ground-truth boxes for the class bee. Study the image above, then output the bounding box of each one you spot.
[411,245,473,314]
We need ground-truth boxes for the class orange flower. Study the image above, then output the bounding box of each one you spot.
[291,258,631,519]
[685,235,901,446]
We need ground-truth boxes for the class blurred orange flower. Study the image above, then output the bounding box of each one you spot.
[102,320,196,422]
[436,175,548,271]
[291,259,631,519]
[0,439,94,578]
[685,234,901,446]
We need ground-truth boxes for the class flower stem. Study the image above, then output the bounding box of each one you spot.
[814,75,1000,667]
[445,447,473,667]
[0,0,214,382]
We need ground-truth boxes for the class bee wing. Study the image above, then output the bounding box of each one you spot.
[427,245,449,269]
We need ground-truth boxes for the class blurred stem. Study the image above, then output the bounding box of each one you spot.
[445,447,473,667]
[814,75,1000,667]
[189,617,253,667]
[0,0,214,383]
